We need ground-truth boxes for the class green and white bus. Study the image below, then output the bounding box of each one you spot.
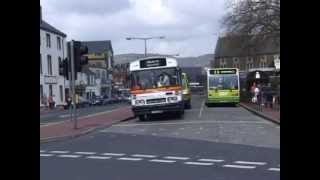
[205,68,240,105]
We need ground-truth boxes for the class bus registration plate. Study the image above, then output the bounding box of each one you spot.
[151,110,163,114]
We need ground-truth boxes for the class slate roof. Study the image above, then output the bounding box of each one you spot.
[40,20,66,37]
[214,34,279,58]
[81,41,113,54]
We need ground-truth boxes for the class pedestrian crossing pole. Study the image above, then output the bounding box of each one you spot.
[70,40,78,129]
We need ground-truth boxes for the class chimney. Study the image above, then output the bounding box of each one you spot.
[40,5,42,24]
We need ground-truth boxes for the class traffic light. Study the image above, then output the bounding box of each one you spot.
[63,58,69,80]
[67,40,89,80]
[73,41,89,72]
[59,58,70,80]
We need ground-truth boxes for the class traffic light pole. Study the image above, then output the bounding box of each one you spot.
[70,40,78,129]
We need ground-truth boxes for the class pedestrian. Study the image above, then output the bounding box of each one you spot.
[250,82,257,102]
[254,85,260,104]
[67,96,72,109]
[48,95,53,109]
[42,94,48,108]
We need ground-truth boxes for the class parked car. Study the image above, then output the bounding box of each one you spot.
[77,97,91,108]
[91,96,104,106]
[102,97,113,105]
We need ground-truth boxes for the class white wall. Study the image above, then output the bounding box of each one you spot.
[40,29,67,106]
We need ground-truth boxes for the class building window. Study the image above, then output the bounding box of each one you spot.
[49,84,53,97]
[233,58,239,69]
[246,57,254,70]
[259,56,267,68]
[40,54,42,74]
[58,57,62,75]
[57,36,61,50]
[96,70,100,78]
[47,55,52,75]
[220,59,227,68]
[40,85,43,99]
[59,85,63,102]
[46,33,51,48]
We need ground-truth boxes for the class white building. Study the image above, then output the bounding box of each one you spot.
[40,6,67,107]
[66,66,109,100]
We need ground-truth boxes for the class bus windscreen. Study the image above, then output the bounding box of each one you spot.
[131,68,179,89]
[209,74,239,90]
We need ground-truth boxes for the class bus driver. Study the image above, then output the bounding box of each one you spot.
[157,73,170,87]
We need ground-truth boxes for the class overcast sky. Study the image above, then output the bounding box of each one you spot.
[40,0,226,57]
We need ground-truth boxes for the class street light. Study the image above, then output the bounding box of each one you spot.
[126,36,166,57]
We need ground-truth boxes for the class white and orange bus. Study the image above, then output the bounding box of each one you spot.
[129,56,184,121]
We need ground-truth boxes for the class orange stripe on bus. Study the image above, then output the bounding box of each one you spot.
[131,86,182,95]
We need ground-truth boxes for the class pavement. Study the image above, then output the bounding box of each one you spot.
[40,105,134,143]
[240,102,280,124]
[40,102,129,124]
[41,94,280,180]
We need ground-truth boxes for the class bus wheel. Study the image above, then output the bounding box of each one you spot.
[138,115,146,121]
[186,101,192,109]
[177,110,184,118]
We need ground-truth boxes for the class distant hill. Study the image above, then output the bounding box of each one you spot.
[177,54,214,67]
[114,53,214,67]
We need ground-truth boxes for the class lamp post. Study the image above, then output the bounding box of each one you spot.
[126,36,165,57]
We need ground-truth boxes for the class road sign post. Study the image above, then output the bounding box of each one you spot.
[70,40,78,129]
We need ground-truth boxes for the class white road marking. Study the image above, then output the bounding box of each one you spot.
[268,168,280,171]
[164,156,190,160]
[110,120,269,127]
[149,159,176,163]
[198,100,205,118]
[234,161,266,165]
[132,154,157,158]
[223,165,256,169]
[118,157,142,161]
[185,162,213,166]
[101,153,125,156]
[50,151,70,154]
[57,154,81,158]
[40,150,46,153]
[75,152,96,155]
[198,159,225,162]
[40,154,54,157]
[86,156,111,160]
[59,114,71,118]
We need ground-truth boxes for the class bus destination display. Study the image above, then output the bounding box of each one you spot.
[209,69,237,75]
[140,58,166,68]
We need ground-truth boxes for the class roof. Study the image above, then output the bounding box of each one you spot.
[81,41,113,54]
[214,34,279,58]
[40,20,66,37]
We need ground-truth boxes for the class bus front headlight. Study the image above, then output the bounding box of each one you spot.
[175,90,182,96]
[168,96,178,102]
[135,100,145,105]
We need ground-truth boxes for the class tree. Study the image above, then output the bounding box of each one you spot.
[222,0,280,43]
